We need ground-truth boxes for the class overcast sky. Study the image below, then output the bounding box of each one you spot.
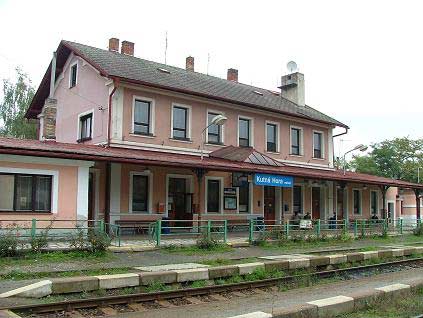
[0,0,422,160]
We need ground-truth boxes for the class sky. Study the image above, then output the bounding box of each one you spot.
[0,0,422,160]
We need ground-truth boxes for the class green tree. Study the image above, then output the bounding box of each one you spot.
[350,137,423,183]
[0,68,36,139]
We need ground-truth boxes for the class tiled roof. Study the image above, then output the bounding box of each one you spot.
[26,40,348,129]
[0,137,420,190]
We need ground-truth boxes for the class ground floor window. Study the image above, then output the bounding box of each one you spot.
[238,184,249,213]
[353,189,362,215]
[0,174,52,212]
[293,185,303,214]
[370,190,378,215]
[207,179,221,213]
[132,174,149,213]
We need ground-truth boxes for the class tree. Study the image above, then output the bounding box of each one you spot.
[350,137,423,183]
[0,68,36,139]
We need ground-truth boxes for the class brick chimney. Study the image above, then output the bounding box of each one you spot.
[227,68,238,82]
[121,40,134,56]
[41,98,57,140]
[186,56,194,71]
[109,38,119,52]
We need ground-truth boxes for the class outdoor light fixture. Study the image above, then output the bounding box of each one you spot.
[200,114,228,160]
[342,144,368,175]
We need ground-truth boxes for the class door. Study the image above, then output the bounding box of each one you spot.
[336,188,344,220]
[387,201,395,220]
[168,178,192,227]
[312,187,321,219]
[264,186,276,224]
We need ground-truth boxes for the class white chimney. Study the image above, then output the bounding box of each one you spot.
[279,72,305,107]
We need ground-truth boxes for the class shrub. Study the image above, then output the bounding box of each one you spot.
[30,231,48,253]
[69,226,87,251]
[413,223,423,236]
[0,232,19,257]
[87,230,111,253]
[196,235,219,250]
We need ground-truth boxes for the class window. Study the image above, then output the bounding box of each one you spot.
[79,113,92,142]
[172,106,188,140]
[238,184,250,213]
[133,99,151,135]
[370,191,378,215]
[293,185,303,214]
[266,123,277,152]
[239,118,251,147]
[0,174,52,212]
[291,127,301,155]
[70,63,77,88]
[313,132,323,158]
[132,175,149,213]
[207,179,221,213]
[207,112,222,144]
[353,189,361,215]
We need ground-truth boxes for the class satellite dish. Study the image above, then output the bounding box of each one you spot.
[287,61,298,73]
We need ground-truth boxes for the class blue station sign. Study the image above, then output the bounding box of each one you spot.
[254,173,293,187]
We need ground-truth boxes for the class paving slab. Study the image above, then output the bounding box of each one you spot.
[51,276,99,294]
[258,254,312,261]
[391,248,404,257]
[288,258,310,270]
[95,273,139,289]
[209,265,239,279]
[135,263,209,272]
[307,295,354,317]
[346,289,384,310]
[139,271,178,285]
[346,252,364,262]
[377,249,393,258]
[175,268,209,282]
[328,254,347,265]
[0,280,52,299]
[0,310,21,318]
[359,251,378,260]
[309,256,330,267]
[227,312,272,318]
[374,283,411,298]
[238,262,265,275]
[263,260,289,271]
[272,303,318,318]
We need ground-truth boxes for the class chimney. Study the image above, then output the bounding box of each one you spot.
[41,98,57,140]
[227,68,238,82]
[109,38,119,52]
[186,56,194,71]
[279,72,305,106]
[121,40,134,56]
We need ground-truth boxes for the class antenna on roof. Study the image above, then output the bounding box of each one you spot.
[206,53,210,75]
[164,31,168,64]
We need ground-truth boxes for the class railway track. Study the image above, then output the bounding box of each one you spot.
[4,257,423,317]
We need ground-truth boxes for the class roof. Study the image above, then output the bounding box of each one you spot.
[27,40,348,129]
[210,146,282,166]
[0,137,421,190]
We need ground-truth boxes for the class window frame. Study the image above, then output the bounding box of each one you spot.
[313,130,324,159]
[129,171,153,214]
[78,111,93,142]
[69,61,78,88]
[265,121,279,153]
[292,184,304,215]
[370,190,379,215]
[171,103,192,141]
[0,173,53,213]
[205,176,223,214]
[238,116,254,147]
[353,188,362,215]
[206,110,224,145]
[132,96,155,136]
[290,126,303,156]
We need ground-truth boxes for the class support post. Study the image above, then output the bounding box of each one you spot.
[399,218,403,235]
[343,219,348,235]
[286,220,290,239]
[104,162,111,232]
[207,220,211,240]
[354,220,358,238]
[31,219,37,239]
[414,189,421,221]
[361,220,365,237]
[223,220,227,244]
[249,219,254,243]
[380,185,389,220]
[155,219,161,246]
[99,220,105,233]
[315,219,321,238]
[193,168,207,230]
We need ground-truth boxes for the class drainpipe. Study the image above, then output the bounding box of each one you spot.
[107,79,119,147]
[332,127,349,168]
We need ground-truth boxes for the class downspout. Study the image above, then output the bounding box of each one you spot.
[332,126,349,168]
[107,79,119,147]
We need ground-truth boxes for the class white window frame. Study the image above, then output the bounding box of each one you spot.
[352,188,363,215]
[69,61,78,88]
[129,171,153,214]
[237,115,254,147]
[170,103,192,141]
[76,109,94,142]
[312,130,325,159]
[132,95,155,136]
[265,120,280,153]
[291,183,305,215]
[370,189,379,216]
[206,109,225,145]
[290,125,303,156]
[205,176,224,214]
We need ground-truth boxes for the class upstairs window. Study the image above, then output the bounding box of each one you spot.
[172,106,189,140]
[207,112,222,144]
[69,63,77,88]
[0,174,52,212]
[133,99,151,135]
[79,113,92,142]
[353,189,362,215]
[291,127,302,155]
[313,131,323,158]
[239,118,251,147]
[266,123,277,152]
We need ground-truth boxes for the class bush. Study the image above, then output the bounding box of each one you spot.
[30,232,48,253]
[87,230,111,253]
[196,235,220,250]
[0,232,19,257]
[69,226,87,251]
[414,223,423,236]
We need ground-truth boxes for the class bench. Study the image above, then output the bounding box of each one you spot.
[115,220,153,235]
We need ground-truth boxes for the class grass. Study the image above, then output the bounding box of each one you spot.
[163,243,232,255]
[199,257,258,267]
[337,287,423,317]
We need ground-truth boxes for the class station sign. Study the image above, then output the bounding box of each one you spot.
[254,173,293,188]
